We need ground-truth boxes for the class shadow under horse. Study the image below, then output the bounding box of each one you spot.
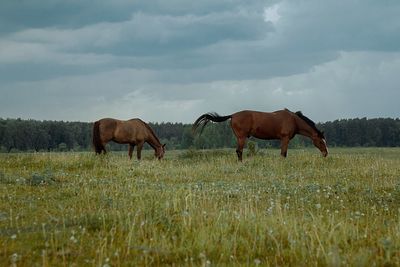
[92,118,166,160]
[193,109,328,161]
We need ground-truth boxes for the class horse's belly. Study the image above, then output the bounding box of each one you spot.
[251,125,282,140]
[252,132,278,140]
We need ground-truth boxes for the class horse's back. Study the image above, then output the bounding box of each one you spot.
[231,109,295,139]
[98,118,119,127]
[114,119,148,143]
[231,110,288,125]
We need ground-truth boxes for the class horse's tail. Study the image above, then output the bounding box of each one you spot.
[192,112,232,134]
[92,120,103,154]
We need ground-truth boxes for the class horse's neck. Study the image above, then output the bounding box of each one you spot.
[146,131,161,150]
[296,117,316,138]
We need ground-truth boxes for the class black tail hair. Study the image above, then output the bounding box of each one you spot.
[92,121,103,154]
[192,112,232,134]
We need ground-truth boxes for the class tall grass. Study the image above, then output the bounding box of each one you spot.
[0,148,399,266]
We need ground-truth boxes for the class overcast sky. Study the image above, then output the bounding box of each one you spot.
[1,0,399,123]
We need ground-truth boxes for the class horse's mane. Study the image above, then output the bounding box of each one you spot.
[138,119,161,145]
[295,111,324,138]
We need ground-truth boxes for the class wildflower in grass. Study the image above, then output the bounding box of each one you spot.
[384,206,389,211]
[266,206,273,214]
[199,252,206,260]
[10,253,20,264]
[353,211,361,219]
[70,236,78,243]
[11,234,17,240]
[315,203,321,209]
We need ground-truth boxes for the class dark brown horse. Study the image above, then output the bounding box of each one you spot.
[193,109,328,161]
[92,118,165,160]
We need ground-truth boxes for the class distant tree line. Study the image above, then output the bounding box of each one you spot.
[0,117,399,152]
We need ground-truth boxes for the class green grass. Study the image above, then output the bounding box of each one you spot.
[0,148,399,266]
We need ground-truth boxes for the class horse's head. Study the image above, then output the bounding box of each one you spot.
[312,132,328,157]
[155,144,166,160]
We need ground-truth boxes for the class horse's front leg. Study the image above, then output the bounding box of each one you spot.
[280,136,290,157]
[128,144,135,159]
[136,141,144,160]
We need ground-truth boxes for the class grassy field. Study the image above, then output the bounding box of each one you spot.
[0,148,399,266]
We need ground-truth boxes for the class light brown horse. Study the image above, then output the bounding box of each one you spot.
[193,109,328,161]
[92,118,165,160]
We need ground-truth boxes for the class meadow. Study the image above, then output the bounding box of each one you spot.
[0,148,399,266]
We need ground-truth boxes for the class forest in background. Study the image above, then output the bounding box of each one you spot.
[0,117,399,152]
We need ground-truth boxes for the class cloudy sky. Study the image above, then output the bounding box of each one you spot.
[1,0,399,123]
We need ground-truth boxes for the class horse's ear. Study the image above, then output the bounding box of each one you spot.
[162,144,166,148]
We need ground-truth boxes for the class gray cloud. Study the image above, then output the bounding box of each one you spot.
[275,0,400,52]
[0,0,274,34]
[0,0,399,122]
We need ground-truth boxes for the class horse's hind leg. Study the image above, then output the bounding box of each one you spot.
[94,142,106,154]
[95,147,102,154]
[96,142,106,154]
[236,137,246,162]
[101,143,107,154]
